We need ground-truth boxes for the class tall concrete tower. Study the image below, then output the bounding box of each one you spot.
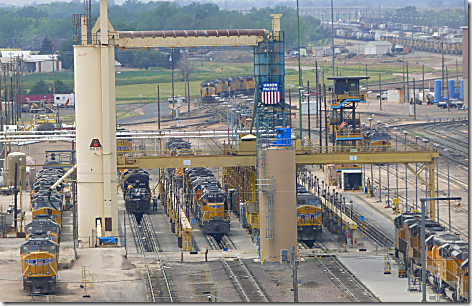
[73,0,118,242]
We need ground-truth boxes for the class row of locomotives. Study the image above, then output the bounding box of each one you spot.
[296,185,323,246]
[394,213,468,302]
[200,76,255,102]
[185,167,230,242]
[362,130,391,152]
[22,156,66,294]
[120,169,151,222]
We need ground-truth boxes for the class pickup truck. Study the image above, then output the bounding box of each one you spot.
[376,91,387,100]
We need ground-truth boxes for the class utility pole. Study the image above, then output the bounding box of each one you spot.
[406,62,409,110]
[171,49,175,114]
[456,59,459,84]
[402,51,405,103]
[441,36,445,100]
[446,66,450,112]
[292,246,298,302]
[0,65,2,132]
[297,0,302,140]
[20,56,24,123]
[422,64,425,105]
[315,61,319,128]
[413,79,416,120]
[331,0,335,83]
[52,46,56,124]
[307,80,311,142]
[324,83,328,148]
[379,73,382,111]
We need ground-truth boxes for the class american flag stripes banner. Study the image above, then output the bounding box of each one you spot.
[260,82,281,105]
[340,121,347,129]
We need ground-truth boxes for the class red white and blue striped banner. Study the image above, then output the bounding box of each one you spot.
[260,82,281,105]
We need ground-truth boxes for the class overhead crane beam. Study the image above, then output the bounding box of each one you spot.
[118,154,256,169]
[118,147,439,169]
[295,150,439,165]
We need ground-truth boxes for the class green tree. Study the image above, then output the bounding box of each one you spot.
[39,36,54,54]
[29,80,51,94]
[54,80,72,94]
[58,39,73,69]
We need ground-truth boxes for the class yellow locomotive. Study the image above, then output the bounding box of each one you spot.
[296,189,323,246]
[394,213,468,302]
[21,233,59,293]
[201,76,255,102]
[25,218,61,244]
[31,192,62,226]
[185,167,230,240]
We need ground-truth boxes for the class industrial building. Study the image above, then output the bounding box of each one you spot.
[1,51,61,73]
[364,41,392,55]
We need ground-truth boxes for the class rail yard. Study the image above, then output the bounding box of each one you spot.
[0,0,468,303]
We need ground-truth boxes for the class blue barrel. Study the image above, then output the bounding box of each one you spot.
[448,79,455,99]
[460,79,464,100]
[434,79,442,103]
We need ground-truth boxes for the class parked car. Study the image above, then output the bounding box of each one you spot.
[376,91,388,100]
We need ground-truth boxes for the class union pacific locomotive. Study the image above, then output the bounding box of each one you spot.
[201,76,255,102]
[22,156,66,294]
[394,213,468,302]
[121,169,151,221]
[296,185,323,245]
[165,138,230,240]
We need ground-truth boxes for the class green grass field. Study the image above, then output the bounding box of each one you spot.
[19,59,436,102]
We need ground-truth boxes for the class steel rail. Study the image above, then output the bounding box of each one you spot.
[315,255,360,302]
[221,256,250,302]
[237,256,268,302]
[142,214,174,302]
[319,242,379,302]
[129,213,156,302]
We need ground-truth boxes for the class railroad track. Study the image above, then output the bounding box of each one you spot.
[369,165,469,237]
[30,293,51,302]
[207,234,235,251]
[315,243,379,303]
[221,256,269,303]
[129,213,175,302]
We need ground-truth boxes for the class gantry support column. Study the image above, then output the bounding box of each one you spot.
[258,148,297,261]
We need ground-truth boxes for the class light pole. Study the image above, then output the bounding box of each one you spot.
[422,139,428,200]
[394,127,398,198]
[377,120,381,202]
[297,0,303,140]
[403,130,408,211]
[385,124,389,206]
[368,117,372,130]
[415,135,419,211]
[444,149,450,231]
[170,51,175,113]
[434,143,439,222]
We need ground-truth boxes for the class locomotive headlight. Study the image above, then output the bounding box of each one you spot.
[29,271,32,275]
[46,271,50,275]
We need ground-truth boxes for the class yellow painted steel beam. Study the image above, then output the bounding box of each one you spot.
[118,148,438,169]
[295,151,439,165]
[117,154,256,169]
[115,32,266,49]
[404,163,430,188]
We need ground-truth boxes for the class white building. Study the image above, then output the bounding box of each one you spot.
[364,41,393,55]
[1,51,61,73]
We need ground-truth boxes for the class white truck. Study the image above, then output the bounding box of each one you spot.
[54,94,75,108]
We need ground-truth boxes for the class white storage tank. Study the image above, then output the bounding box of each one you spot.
[6,152,26,188]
